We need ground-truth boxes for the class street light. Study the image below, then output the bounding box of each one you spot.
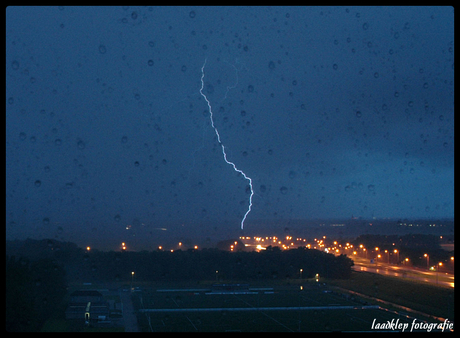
[299,268,303,279]
[424,253,429,270]
[131,271,135,290]
[436,262,443,284]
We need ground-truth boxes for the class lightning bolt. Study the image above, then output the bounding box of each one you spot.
[199,58,254,230]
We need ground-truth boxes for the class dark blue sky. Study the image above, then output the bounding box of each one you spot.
[6,6,454,249]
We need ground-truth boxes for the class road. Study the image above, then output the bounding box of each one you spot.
[119,290,139,332]
[351,257,454,288]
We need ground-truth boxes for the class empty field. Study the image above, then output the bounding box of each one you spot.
[131,282,425,332]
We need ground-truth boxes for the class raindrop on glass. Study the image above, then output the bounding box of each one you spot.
[98,44,107,54]
[77,139,85,149]
[11,60,19,70]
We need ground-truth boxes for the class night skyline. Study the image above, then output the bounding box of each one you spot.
[6,6,454,250]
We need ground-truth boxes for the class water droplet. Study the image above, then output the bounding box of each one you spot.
[333,63,338,70]
[356,111,362,118]
[77,139,85,149]
[11,60,19,70]
[280,186,288,195]
[206,84,214,94]
[368,184,375,192]
[268,61,276,70]
[43,217,50,225]
[55,138,62,146]
[374,72,379,78]
[8,97,14,104]
[260,185,266,193]
[35,180,41,187]
[131,11,138,20]
[121,136,128,143]
[181,65,187,72]
[189,10,196,18]
[148,59,154,66]
[98,44,107,54]
[19,132,27,140]
[362,22,369,30]
[248,85,254,93]
[114,214,121,222]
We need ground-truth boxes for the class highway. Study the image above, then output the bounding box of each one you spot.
[351,257,454,288]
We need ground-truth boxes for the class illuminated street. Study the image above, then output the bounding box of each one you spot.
[239,235,454,288]
[351,257,454,288]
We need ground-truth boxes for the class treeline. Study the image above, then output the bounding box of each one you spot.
[81,246,353,282]
[5,256,67,332]
[5,240,354,284]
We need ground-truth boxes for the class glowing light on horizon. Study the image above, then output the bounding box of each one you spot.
[199,58,254,230]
